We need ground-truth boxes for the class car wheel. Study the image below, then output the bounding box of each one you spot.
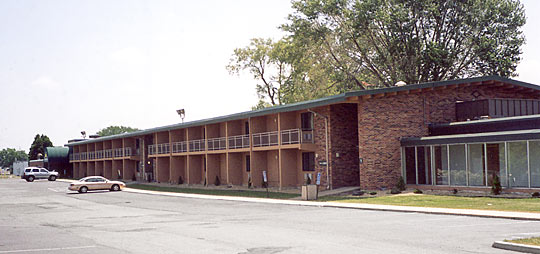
[27,176,35,182]
[48,175,56,181]
[79,186,88,193]
[111,184,120,191]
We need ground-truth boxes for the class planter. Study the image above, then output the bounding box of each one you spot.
[302,184,318,200]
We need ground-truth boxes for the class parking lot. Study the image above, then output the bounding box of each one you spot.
[1,178,539,254]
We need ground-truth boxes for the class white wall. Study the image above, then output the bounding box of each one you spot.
[13,161,28,176]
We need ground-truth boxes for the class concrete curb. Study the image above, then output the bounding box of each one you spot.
[121,187,540,221]
[493,241,540,254]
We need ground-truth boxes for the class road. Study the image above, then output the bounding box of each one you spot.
[1,178,539,254]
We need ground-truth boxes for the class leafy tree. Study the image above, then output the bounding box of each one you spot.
[28,134,53,160]
[96,126,139,137]
[230,0,526,107]
[0,148,28,169]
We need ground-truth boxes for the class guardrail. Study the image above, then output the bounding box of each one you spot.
[228,134,250,149]
[104,149,113,158]
[252,131,279,147]
[172,141,188,153]
[148,144,156,155]
[124,147,132,157]
[281,129,314,144]
[189,139,205,152]
[207,137,227,151]
[156,143,170,154]
[113,148,123,157]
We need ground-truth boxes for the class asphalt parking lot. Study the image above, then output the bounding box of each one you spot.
[1,178,539,254]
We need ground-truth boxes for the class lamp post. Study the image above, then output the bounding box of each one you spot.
[176,109,185,123]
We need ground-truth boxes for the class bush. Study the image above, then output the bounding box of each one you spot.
[413,189,423,194]
[214,176,221,186]
[369,191,377,195]
[396,176,406,191]
[390,188,401,194]
[491,174,502,195]
[352,190,365,196]
[532,192,540,198]
[452,188,458,195]
[178,175,183,185]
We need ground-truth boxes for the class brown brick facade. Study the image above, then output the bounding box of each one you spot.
[358,85,540,190]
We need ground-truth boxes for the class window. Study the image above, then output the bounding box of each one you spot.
[32,169,39,173]
[301,112,313,130]
[468,144,485,186]
[449,144,466,186]
[529,141,540,188]
[245,122,250,134]
[246,155,250,172]
[508,141,528,187]
[25,168,31,172]
[417,146,432,185]
[404,147,416,184]
[40,169,48,173]
[434,145,448,185]
[302,152,315,171]
[486,143,507,187]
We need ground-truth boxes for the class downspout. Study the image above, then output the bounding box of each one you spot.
[308,109,331,190]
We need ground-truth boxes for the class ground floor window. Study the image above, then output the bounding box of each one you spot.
[402,140,540,188]
[302,152,315,171]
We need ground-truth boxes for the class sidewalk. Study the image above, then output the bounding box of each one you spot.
[122,186,540,221]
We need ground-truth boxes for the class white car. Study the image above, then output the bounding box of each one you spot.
[68,176,125,193]
[22,167,58,182]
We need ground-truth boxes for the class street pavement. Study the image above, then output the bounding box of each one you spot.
[1,178,539,254]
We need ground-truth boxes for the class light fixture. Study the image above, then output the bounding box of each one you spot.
[176,109,185,123]
[81,131,86,139]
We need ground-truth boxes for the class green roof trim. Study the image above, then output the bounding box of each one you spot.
[46,147,69,159]
[66,75,540,147]
[401,129,540,146]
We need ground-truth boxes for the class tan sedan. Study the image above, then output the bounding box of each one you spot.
[68,176,125,193]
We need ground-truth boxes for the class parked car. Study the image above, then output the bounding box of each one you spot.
[22,167,58,182]
[68,176,125,193]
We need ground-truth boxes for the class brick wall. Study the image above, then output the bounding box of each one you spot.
[329,104,360,188]
[358,85,540,190]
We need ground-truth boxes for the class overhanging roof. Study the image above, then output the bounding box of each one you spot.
[66,75,540,147]
[401,129,540,146]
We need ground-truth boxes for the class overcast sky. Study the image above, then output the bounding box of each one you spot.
[1,0,539,151]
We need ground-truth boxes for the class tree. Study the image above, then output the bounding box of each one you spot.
[96,126,139,137]
[28,134,53,160]
[284,0,526,87]
[0,148,28,169]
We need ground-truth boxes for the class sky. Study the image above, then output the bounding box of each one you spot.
[0,0,539,151]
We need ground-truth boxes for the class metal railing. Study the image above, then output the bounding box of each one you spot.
[252,131,279,147]
[172,141,188,153]
[96,150,104,159]
[80,152,87,160]
[148,144,156,155]
[189,139,206,152]
[88,151,95,160]
[74,153,80,160]
[228,134,250,149]
[104,149,113,158]
[124,147,132,157]
[207,137,227,151]
[157,143,170,154]
[113,148,123,157]
[281,129,314,144]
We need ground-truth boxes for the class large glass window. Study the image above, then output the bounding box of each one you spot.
[508,142,528,188]
[486,143,507,187]
[417,146,431,185]
[528,141,540,188]
[405,147,416,184]
[434,145,448,185]
[468,144,485,186]
[449,144,466,186]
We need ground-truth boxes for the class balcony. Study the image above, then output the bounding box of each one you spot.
[104,149,113,158]
[172,141,188,153]
[207,137,227,151]
[113,148,123,158]
[281,129,314,144]
[228,134,250,149]
[80,152,87,160]
[189,139,206,152]
[252,131,279,147]
[148,143,170,155]
[96,150,104,159]
[124,147,132,157]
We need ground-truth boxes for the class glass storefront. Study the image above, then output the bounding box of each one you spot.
[403,140,539,188]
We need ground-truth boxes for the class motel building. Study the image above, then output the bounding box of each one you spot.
[67,76,540,192]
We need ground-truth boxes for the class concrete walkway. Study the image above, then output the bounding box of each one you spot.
[122,186,540,221]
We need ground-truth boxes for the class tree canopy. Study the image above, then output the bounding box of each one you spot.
[0,148,28,169]
[28,134,53,160]
[96,126,139,137]
[229,0,526,108]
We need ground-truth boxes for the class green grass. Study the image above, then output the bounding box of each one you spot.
[321,194,540,213]
[506,237,540,246]
[128,184,300,200]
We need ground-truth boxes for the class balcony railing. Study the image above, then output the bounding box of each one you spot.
[252,131,279,147]
[172,141,188,153]
[157,143,170,154]
[189,139,206,152]
[104,149,113,158]
[88,151,95,160]
[228,134,250,149]
[124,147,132,157]
[207,137,227,151]
[96,150,104,159]
[80,152,87,160]
[281,129,314,144]
[74,153,80,160]
[114,148,123,158]
[148,144,156,155]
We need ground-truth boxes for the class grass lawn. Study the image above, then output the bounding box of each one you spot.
[320,194,540,213]
[128,184,300,200]
[506,237,540,246]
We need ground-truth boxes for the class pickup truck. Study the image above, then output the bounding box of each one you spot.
[22,167,58,182]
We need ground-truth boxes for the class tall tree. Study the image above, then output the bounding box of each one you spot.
[28,134,53,160]
[0,148,28,169]
[96,126,139,137]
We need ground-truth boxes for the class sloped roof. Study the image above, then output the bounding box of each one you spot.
[66,75,540,146]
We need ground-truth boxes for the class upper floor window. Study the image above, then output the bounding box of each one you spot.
[301,112,313,130]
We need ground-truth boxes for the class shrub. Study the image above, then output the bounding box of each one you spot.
[352,190,365,196]
[532,192,540,198]
[369,191,377,195]
[491,174,502,195]
[214,176,221,186]
[178,175,184,185]
[396,176,406,191]
[452,188,458,195]
[413,189,423,194]
[390,188,401,194]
